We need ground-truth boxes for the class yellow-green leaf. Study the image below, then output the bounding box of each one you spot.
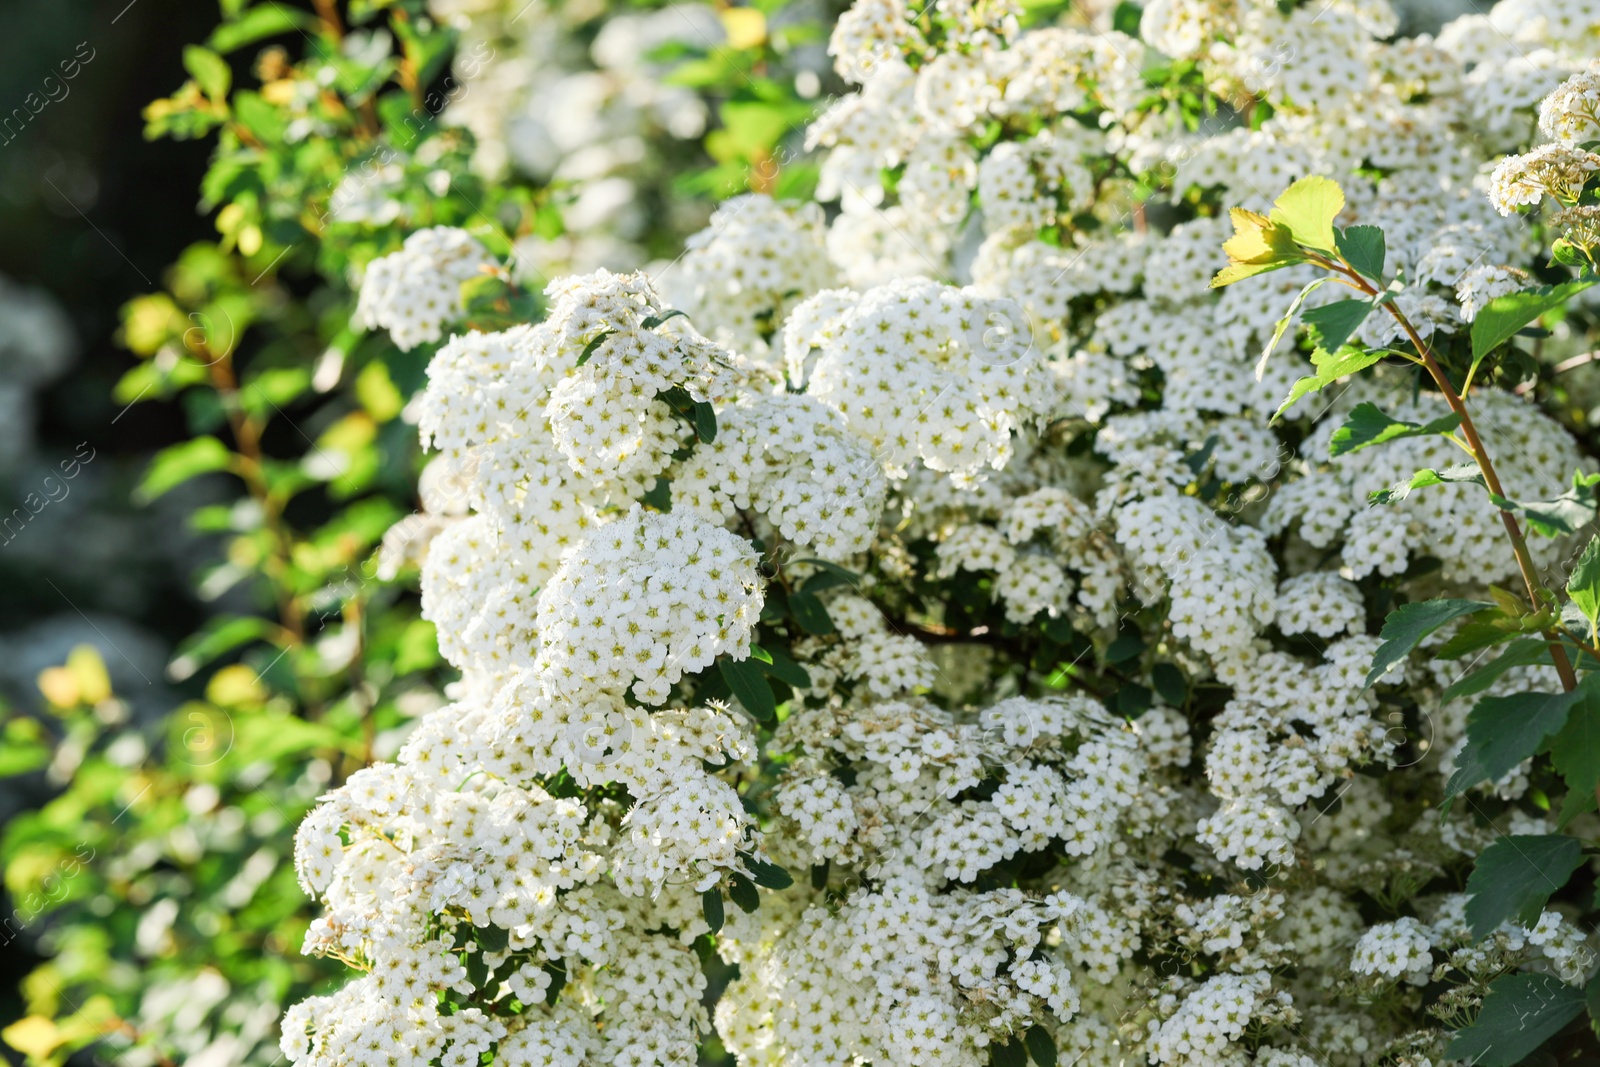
[136,436,236,503]
[1268,176,1344,254]
[1212,207,1305,288]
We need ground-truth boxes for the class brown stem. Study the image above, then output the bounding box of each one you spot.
[306,3,382,139]
[201,349,306,647]
[1562,634,1600,663]
[1323,261,1579,692]
[393,10,426,112]
[311,0,344,40]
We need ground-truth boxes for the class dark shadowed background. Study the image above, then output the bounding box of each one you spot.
[0,0,222,1040]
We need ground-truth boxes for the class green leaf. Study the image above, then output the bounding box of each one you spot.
[1023,1025,1058,1067]
[168,615,276,681]
[1446,973,1585,1066]
[183,45,232,100]
[459,273,512,318]
[231,90,286,141]
[1212,207,1306,288]
[1445,686,1589,799]
[543,962,566,1005]
[209,5,314,53]
[718,100,802,157]
[1256,278,1329,379]
[1465,834,1584,938]
[1184,433,1219,476]
[1212,256,1299,289]
[1567,535,1600,646]
[990,1039,1028,1067]
[719,657,777,721]
[477,924,510,953]
[641,476,671,512]
[702,888,724,934]
[760,646,811,690]
[0,720,50,777]
[788,591,835,635]
[0,742,48,778]
[392,11,455,83]
[1470,279,1598,368]
[246,366,313,412]
[1275,345,1386,419]
[693,400,717,443]
[1365,599,1489,686]
[229,713,357,764]
[1117,683,1152,717]
[748,859,793,889]
[1368,464,1485,506]
[729,874,760,913]
[1328,404,1460,458]
[1552,237,1587,267]
[1557,784,1598,832]
[1152,663,1187,707]
[1488,470,1600,538]
[575,331,611,367]
[466,946,490,987]
[795,558,862,594]
[137,436,235,503]
[394,619,441,675]
[1435,612,1526,660]
[1440,638,1549,702]
[810,861,829,891]
[1335,225,1386,281]
[1111,1,1142,35]
[1105,631,1144,665]
[1302,299,1374,360]
[1549,688,1600,806]
[640,309,689,329]
[657,386,716,443]
[1267,175,1345,253]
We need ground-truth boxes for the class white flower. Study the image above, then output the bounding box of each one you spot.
[355,227,491,350]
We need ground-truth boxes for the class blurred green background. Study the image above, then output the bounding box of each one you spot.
[0,0,222,1040]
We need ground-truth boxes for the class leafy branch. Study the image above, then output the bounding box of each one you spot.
[1215,176,1583,692]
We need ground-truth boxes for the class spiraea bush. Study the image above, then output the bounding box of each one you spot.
[279,1,1600,1066]
[15,0,1600,1065]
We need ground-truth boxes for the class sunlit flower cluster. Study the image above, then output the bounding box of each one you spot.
[355,227,494,350]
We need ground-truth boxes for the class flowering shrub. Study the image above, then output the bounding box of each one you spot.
[1,0,831,1063]
[16,0,1600,1065]
[282,0,1600,1064]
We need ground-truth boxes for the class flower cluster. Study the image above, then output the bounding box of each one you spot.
[786,278,1054,483]
[286,753,721,1066]
[717,695,1166,1066]
[671,393,887,558]
[289,270,783,1065]
[1492,61,1600,265]
[531,506,763,704]
[664,195,837,366]
[354,227,494,350]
